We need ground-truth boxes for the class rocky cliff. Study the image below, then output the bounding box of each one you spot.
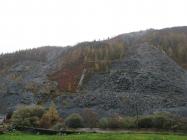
[0,26,187,117]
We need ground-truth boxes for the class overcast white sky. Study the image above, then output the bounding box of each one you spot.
[0,0,187,53]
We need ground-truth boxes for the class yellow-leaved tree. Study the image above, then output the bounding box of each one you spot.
[39,102,60,128]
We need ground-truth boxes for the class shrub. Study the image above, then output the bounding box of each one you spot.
[138,116,153,128]
[99,117,109,128]
[51,122,66,131]
[122,117,136,129]
[176,117,187,130]
[97,113,187,130]
[107,116,123,129]
[65,113,83,128]
[138,112,176,129]
[39,103,60,128]
[81,108,98,128]
[152,113,174,129]
[99,116,136,129]
[11,105,45,127]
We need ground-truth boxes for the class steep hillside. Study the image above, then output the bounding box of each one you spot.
[66,43,187,117]
[50,41,126,92]
[115,26,187,69]
[0,47,66,113]
[0,26,187,117]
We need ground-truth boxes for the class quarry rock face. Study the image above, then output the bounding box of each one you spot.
[0,27,187,117]
[58,43,187,117]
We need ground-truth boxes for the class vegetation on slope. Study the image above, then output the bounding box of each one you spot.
[9,104,187,131]
[0,26,187,93]
[141,27,187,69]
[51,27,187,92]
[51,41,126,92]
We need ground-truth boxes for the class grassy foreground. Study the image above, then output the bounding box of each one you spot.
[0,132,187,140]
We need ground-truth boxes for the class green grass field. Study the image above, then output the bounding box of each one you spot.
[0,132,187,140]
